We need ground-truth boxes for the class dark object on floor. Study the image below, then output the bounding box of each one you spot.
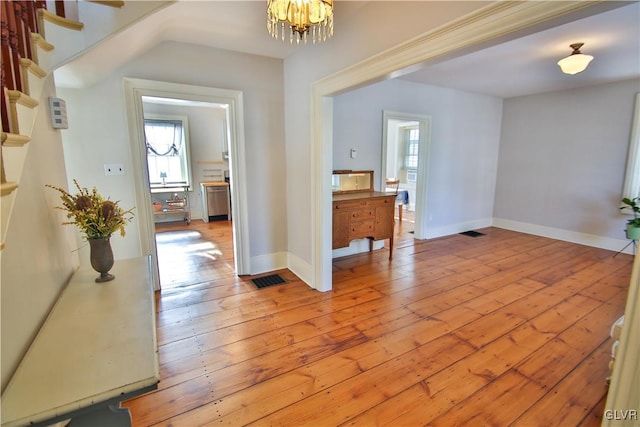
[460,230,486,237]
[252,274,286,289]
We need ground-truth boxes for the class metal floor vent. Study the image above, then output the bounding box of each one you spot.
[460,230,486,238]
[252,274,286,289]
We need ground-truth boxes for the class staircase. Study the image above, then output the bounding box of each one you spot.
[0,0,163,250]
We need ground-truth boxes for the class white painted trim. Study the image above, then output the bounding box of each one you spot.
[312,1,608,291]
[311,94,334,292]
[287,251,312,289]
[603,250,640,426]
[250,252,288,276]
[123,78,251,291]
[493,217,632,254]
[426,219,493,241]
[414,116,431,241]
[123,79,159,290]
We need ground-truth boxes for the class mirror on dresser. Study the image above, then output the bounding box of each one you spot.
[331,170,374,193]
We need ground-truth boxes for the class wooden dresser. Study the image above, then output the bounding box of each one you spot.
[332,191,397,259]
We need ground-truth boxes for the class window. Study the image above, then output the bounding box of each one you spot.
[404,126,419,170]
[622,93,640,202]
[144,116,192,188]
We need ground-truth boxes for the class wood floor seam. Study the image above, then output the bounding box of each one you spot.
[123,220,631,426]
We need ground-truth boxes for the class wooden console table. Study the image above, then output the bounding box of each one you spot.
[333,191,397,259]
[1,257,159,427]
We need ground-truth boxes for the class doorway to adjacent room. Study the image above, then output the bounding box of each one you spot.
[381,111,431,240]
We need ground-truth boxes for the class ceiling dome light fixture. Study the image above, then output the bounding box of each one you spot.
[557,42,594,75]
[267,0,333,44]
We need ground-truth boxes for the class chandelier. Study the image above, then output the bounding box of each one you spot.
[267,0,334,44]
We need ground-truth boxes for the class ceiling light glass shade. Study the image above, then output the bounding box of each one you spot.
[557,43,594,75]
[267,0,333,44]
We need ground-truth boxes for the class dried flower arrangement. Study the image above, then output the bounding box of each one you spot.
[46,180,135,239]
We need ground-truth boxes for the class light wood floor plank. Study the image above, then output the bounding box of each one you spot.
[514,340,612,426]
[122,219,632,426]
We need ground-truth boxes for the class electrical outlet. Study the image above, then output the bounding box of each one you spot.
[104,164,124,176]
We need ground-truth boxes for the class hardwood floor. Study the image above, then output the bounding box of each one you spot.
[123,218,632,426]
[153,220,235,290]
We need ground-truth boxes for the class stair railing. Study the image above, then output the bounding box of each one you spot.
[1,0,49,134]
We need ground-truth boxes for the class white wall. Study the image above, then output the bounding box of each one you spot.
[1,76,79,391]
[494,78,640,243]
[333,79,503,237]
[58,41,286,264]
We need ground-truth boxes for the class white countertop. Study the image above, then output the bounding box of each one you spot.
[1,256,159,426]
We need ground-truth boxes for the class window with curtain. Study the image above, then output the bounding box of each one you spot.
[144,117,192,188]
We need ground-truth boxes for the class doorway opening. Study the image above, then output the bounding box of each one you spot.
[381,111,431,240]
[124,78,251,291]
[141,95,235,289]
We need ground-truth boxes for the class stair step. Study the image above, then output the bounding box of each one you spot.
[1,182,19,197]
[19,59,47,97]
[32,33,54,52]
[1,133,31,147]
[38,9,85,33]
[30,33,54,67]
[20,59,47,79]
[7,91,39,109]
[6,91,39,135]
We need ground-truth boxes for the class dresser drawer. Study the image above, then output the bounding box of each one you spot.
[367,197,395,207]
[351,209,375,220]
[350,220,374,239]
[334,200,368,210]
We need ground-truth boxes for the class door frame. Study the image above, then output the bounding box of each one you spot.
[123,78,250,290]
[381,111,431,240]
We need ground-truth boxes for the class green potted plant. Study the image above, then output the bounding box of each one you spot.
[620,196,640,240]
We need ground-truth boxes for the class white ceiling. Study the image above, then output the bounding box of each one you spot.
[57,1,640,98]
[399,1,640,98]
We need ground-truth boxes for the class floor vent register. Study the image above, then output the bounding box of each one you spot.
[459,230,486,238]
[252,274,287,289]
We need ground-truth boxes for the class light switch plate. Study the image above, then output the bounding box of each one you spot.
[104,164,124,176]
[48,97,68,129]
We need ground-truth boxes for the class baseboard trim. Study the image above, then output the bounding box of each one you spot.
[423,218,493,240]
[287,252,313,289]
[492,218,633,254]
[250,251,316,290]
